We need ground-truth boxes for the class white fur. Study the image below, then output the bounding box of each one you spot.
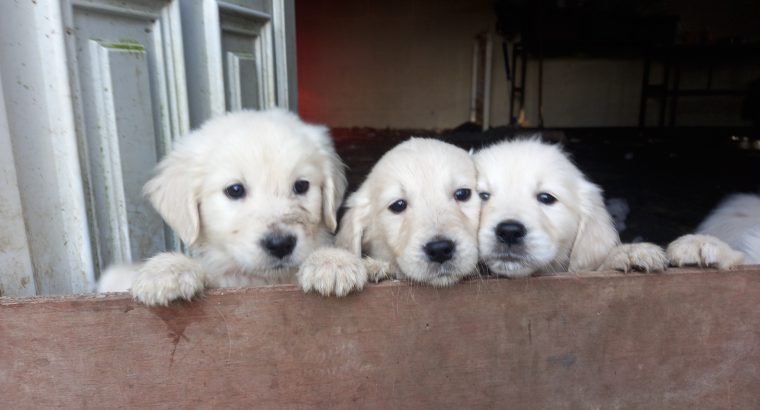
[696,194,759,264]
[667,234,745,270]
[599,243,669,273]
[298,138,481,294]
[474,139,667,277]
[97,109,346,306]
[95,264,136,294]
[666,193,758,269]
[298,247,368,297]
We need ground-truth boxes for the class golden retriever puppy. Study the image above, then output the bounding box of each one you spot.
[297,138,480,295]
[667,193,758,268]
[474,138,667,277]
[97,109,346,306]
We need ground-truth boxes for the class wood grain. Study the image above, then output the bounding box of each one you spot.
[2,267,760,409]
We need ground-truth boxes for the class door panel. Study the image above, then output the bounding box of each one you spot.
[181,0,294,128]
[220,4,275,110]
[226,51,262,110]
[65,0,189,272]
[89,41,166,262]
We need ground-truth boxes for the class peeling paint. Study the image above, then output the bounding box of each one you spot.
[98,40,145,52]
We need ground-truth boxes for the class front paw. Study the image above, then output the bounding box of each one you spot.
[599,243,668,273]
[667,234,745,270]
[362,256,394,282]
[131,253,206,306]
[298,247,367,297]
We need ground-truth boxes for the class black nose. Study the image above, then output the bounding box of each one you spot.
[424,239,456,263]
[261,234,297,259]
[495,220,527,245]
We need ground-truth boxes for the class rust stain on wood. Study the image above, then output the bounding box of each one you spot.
[150,305,193,366]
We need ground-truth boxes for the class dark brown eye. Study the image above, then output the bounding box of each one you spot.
[454,188,471,202]
[537,192,557,205]
[388,199,407,214]
[479,192,491,201]
[293,180,310,195]
[224,183,246,199]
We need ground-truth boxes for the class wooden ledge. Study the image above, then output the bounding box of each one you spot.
[2,266,760,408]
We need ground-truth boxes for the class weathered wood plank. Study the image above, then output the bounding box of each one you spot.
[2,267,760,409]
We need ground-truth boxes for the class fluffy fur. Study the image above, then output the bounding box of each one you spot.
[697,193,760,264]
[97,109,347,306]
[298,138,481,295]
[474,138,667,277]
[667,193,759,268]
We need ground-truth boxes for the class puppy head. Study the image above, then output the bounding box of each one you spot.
[337,138,480,286]
[144,109,346,276]
[474,139,619,277]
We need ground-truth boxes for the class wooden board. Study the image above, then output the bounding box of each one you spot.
[2,267,760,409]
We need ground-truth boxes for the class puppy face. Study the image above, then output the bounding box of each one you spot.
[337,138,480,286]
[144,109,346,280]
[474,139,618,277]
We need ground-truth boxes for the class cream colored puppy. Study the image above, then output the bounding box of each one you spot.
[474,138,667,277]
[298,138,481,295]
[97,109,346,306]
[667,193,758,268]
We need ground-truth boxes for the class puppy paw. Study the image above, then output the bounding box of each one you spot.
[667,234,745,270]
[131,253,206,306]
[599,243,668,273]
[363,256,394,282]
[298,247,368,297]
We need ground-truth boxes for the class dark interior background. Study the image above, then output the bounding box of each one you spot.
[295,0,760,245]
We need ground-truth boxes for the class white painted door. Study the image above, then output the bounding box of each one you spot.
[0,0,296,295]
[62,0,191,275]
[181,0,296,128]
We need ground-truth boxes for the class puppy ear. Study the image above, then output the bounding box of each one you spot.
[568,179,620,272]
[335,188,370,256]
[322,154,348,233]
[143,151,201,246]
[300,122,347,233]
[319,141,347,233]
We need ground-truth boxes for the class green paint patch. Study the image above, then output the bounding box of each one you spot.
[98,40,145,51]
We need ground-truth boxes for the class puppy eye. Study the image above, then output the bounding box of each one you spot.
[479,192,491,201]
[224,183,246,200]
[293,180,310,195]
[453,188,471,202]
[537,192,557,205]
[388,199,407,214]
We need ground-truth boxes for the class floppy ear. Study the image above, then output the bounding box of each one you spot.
[322,156,347,233]
[320,146,347,233]
[568,179,620,272]
[335,188,370,256]
[298,122,347,233]
[143,151,201,246]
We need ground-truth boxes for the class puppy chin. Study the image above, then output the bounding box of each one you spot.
[399,260,472,287]
[225,246,301,276]
[485,258,536,278]
[425,274,464,287]
[246,255,302,276]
